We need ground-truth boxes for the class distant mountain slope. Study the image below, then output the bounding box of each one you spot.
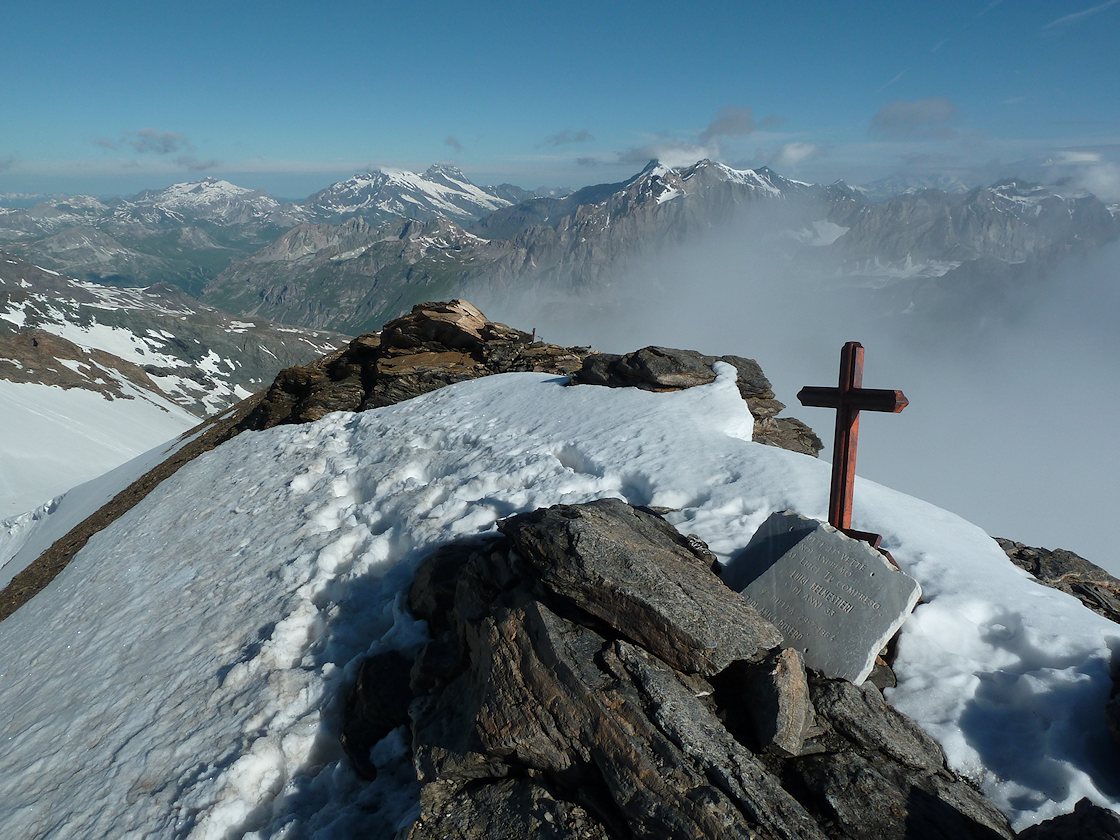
[0,179,307,293]
[0,253,344,416]
[202,216,510,333]
[4,162,1117,335]
[0,252,346,515]
[115,177,308,228]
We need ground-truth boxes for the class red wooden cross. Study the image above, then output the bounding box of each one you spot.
[797,341,908,547]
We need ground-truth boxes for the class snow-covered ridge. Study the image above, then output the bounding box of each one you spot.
[0,368,1116,835]
[114,177,306,228]
[306,164,513,221]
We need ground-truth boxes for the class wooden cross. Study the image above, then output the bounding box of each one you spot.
[797,341,908,547]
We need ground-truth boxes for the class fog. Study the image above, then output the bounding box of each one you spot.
[474,213,1120,573]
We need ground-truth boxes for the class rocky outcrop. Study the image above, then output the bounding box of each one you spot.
[346,498,1014,839]
[238,300,586,430]
[238,301,822,457]
[995,538,1120,624]
[1017,798,1120,839]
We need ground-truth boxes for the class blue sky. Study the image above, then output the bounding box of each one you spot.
[2,0,1118,198]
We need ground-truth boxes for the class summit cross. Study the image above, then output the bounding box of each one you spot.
[797,341,908,547]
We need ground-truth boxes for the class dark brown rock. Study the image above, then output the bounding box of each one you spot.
[340,650,414,780]
[239,300,588,432]
[404,777,612,840]
[1018,798,1120,839]
[995,538,1120,624]
[497,498,782,675]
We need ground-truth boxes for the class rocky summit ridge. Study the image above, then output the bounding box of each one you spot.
[2,300,1119,836]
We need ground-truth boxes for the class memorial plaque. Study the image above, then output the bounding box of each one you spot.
[721,511,921,683]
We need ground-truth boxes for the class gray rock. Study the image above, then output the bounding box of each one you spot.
[722,511,921,683]
[754,416,824,456]
[731,647,813,757]
[403,777,612,840]
[570,346,823,457]
[498,498,782,676]
[792,751,1011,840]
[791,673,1015,839]
[410,598,826,840]
[394,499,1016,840]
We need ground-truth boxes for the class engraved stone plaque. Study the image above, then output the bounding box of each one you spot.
[721,510,921,683]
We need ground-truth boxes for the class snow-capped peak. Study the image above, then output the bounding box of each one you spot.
[306,164,513,222]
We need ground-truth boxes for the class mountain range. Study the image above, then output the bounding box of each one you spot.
[4,161,1116,335]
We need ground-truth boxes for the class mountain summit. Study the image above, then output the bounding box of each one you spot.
[305,166,513,222]
[0,301,1116,836]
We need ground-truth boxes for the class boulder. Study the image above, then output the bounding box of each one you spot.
[238,300,588,432]
[721,647,813,757]
[497,499,781,675]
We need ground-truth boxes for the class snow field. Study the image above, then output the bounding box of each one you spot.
[0,379,198,519]
[0,366,1116,837]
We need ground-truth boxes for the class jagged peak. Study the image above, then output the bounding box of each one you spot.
[424,163,467,180]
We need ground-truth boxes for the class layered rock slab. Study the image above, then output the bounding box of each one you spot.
[722,511,922,683]
[367,499,1014,839]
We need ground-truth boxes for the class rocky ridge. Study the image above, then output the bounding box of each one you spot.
[0,299,817,622]
[205,160,1119,335]
[237,300,822,456]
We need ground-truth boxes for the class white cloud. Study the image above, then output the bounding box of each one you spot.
[618,142,718,168]
[1052,150,1102,165]
[772,142,820,169]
